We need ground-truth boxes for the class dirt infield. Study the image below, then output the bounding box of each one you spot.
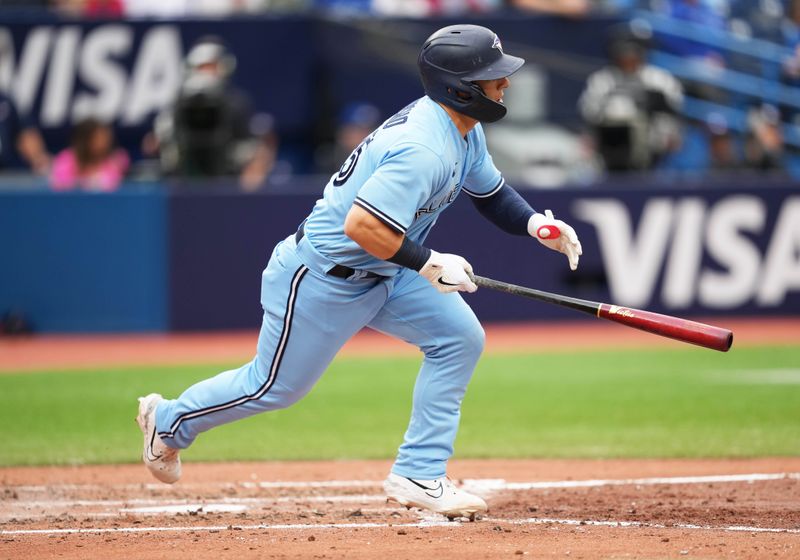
[2,317,798,373]
[1,459,799,559]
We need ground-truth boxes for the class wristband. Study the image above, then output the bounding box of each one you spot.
[387,236,432,271]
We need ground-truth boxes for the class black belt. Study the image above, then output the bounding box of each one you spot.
[295,224,382,280]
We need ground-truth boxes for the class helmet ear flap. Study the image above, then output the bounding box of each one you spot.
[467,81,507,122]
[448,85,473,102]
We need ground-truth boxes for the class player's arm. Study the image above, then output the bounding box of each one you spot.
[470,183,583,271]
[469,182,534,236]
[344,205,476,293]
[344,205,403,259]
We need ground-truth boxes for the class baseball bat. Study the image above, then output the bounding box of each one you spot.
[471,275,733,352]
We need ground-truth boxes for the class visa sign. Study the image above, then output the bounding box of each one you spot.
[574,195,800,310]
[0,24,183,126]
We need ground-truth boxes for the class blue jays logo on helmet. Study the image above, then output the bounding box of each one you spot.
[492,34,503,53]
[418,25,525,123]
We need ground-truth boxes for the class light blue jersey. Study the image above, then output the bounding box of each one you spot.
[303,96,504,276]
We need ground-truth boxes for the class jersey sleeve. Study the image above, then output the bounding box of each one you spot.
[354,142,446,234]
[462,124,504,198]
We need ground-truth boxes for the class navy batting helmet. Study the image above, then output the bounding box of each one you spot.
[418,25,525,123]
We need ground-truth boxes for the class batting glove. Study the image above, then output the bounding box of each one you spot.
[528,209,583,271]
[419,250,478,294]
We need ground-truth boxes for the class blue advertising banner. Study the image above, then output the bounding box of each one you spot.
[167,182,800,331]
[431,184,800,322]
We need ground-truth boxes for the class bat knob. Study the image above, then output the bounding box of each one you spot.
[537,226,560,240]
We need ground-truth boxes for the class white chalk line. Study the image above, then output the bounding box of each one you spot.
[0,507,396,521]
[484,517,800,534]
[463,472,800,492]
[9,472,799,494]
[2,516,799,537]
[7,494,385,509]
[244,480,379,489]
[0,519,454,536]
[8,481,378,493]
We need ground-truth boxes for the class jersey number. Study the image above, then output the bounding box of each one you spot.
[333,144,362,186]
[333,100,418,187]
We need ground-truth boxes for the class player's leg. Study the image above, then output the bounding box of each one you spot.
[152,237,388,450]
[368,269,486,517]
[367,269,485,480]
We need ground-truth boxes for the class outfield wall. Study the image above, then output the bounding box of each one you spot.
[0,185,168,332]
[1,181,797,332]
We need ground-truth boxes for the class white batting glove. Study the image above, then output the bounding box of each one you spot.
[528,209,583,271]
[419,250,478,294]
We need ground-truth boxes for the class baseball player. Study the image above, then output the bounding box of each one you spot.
[137,24,582,520]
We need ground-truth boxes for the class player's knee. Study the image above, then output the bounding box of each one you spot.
[451,319,485,360]
[259,380,312,410]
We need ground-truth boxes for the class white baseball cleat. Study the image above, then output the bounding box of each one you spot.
[136,393,181,484]
[383,472,487,520]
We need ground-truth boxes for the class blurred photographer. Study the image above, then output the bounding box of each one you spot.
[744,103,785,172]
[144,36,277,190]
[578,26,683,172]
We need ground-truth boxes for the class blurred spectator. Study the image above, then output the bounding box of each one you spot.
[313,0,369,14]
[50,118,129,192]
[143,36,278,190]
[704,112,743,171]
[744,103,785,171]
[50,0,124,16]
[315,101,380,174]
[0,91,51,175]
[578,26,684,172]
[508,0,590,17]
[369,0,593,16]
[369,0,617,16]
[370,0,496,16]
[124,0,265,17]
[83,0,125,17]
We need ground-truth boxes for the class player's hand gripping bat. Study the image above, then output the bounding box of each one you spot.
[469,274,733,352]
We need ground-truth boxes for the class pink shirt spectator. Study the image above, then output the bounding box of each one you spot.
[50,148,130,193]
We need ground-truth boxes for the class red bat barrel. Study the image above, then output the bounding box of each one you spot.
[596,304,733,352]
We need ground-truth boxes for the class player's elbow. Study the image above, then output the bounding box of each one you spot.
[344,205,403,259]
[343,208,364,242]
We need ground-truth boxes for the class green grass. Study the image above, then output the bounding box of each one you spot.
[1,345,799,466]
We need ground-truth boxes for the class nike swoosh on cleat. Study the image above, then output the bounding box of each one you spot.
[425,482,444,498]
[406,478,444,499]
[146,428,163,461]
